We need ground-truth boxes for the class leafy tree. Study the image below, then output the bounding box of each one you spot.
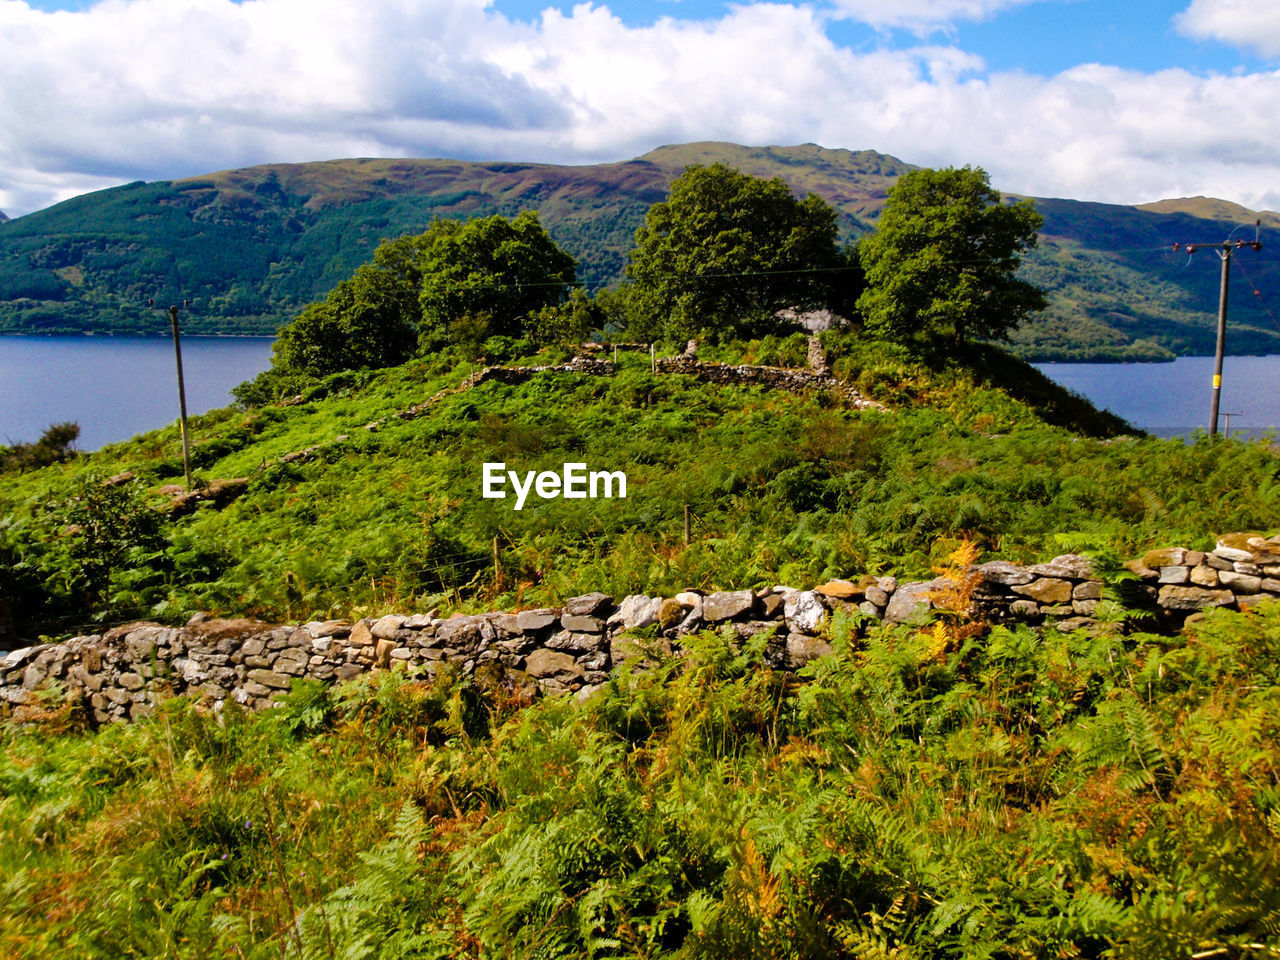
[625,162,848,342]
[272,258,420,377]
[54,474,165,606]
[857,165,1046,350]
[0,421,80,473]
[417,211,577,349]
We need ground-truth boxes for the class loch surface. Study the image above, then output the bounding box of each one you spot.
[0,335,274,450]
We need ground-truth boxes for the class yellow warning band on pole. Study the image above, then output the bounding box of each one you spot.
[1213,374,1222,388]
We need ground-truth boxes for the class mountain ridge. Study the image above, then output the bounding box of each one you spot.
[2,142,1278,360]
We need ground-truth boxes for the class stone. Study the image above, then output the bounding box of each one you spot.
[1143,547,1187,569]
[1206,553,1235,571]
[118,672,146,692]
[974,560,1034,586]
[1072,599,1099,616]
[815,579,860,600]
[1263,579,1280,594]
[1072,580,1102,601]
[242,681,272,698]
[784,591,827,633]
[674,591,703,607]
[1218,570,1262,594]
[1044,554,1096,579]
[1124,559,1158,579]
[436,616,484,648]
[657,598,687,631]
[1028,562,1081,580]
[371,615,407,640]
[1189,565,1220,587]
[858,601,880,618]
[186,611,211,626]
[563,593,613,617]
[864,585,890,607]
[759,593,785,618]
[1009,599,1041,619]
[703,590,755,622]
[515,609,560,632]
[1218,532,1280,563]
[1157,585,1235,611]
[875,576,898,594]
[885,580,947,624]
[274,648,310,675]
[1234,561,1263,576]
[246,669,292,690]
[1010,578,1073,604]
[560,614,604,634]
[545,630,602,653]
[785,634,834,668]
[610,595,663,630]
[524,649,584,681]
[348,620,375,647]
[1263,565,1280,577]
[403,613,435,630]
[240,636,266,657]
[1157,566,1190,585]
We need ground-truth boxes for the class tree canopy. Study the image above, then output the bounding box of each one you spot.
[625,163,850,342]
[857,165,1046,350]
[417,211,577,349]
[266,211,576,379]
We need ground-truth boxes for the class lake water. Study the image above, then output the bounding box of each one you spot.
[0,335,274,450]
[2,336,1277,450]
[1032,355,1280,439]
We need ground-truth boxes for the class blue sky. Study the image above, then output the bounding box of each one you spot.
[3,0,1280,216]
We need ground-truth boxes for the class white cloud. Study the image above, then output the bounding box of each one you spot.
[1176,0,1280,58]
[823,0,1036,33]
[2,0,1280,219]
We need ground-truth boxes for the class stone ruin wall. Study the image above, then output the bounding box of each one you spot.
[5,531,1280,725]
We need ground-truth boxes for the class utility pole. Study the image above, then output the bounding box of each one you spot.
[1173,225,1263,437]
[150,298,194,489]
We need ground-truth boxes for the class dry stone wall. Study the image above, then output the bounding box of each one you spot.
[5,535,1280,724]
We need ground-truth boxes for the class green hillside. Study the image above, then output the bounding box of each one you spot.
[8,329,1280,644]
[1,143,1279,359]
[6,337,1280,957]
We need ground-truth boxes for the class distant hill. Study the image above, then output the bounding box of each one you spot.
[0,210,8,222]
[1,142,1278,360]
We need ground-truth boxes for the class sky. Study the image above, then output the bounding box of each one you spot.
[2,0,1280,218]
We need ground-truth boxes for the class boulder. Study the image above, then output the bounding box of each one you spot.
[1189,565,1220,587]
[1157,566,1189,585]
[371,615,407,640]
[515,609,560,632]
[785,634,834,669]
[1218,570,1262,594]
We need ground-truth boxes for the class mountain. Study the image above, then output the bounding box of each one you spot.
[1,142,1278,360]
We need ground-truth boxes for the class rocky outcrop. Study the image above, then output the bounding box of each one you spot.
[7,534,1280,723]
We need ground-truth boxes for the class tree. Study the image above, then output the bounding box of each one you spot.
[625,163,847,342]
[417,211,577,349]
[272,243,422,377]
[857,165,1046,350]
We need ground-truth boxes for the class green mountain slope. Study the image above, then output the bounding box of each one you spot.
[2,143,1278,359]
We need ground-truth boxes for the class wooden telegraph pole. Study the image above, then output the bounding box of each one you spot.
[1172,225,1264,437]
[150,298,194,489]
